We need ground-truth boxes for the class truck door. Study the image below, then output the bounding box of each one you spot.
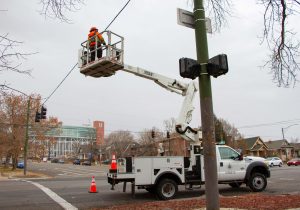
[217,146,246,181]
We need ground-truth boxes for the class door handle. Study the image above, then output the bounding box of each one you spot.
[220,162,223,167]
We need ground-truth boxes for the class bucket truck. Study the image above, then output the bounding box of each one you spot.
[78,31,270,200]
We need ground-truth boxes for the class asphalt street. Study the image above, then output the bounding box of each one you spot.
[0,162,299,210]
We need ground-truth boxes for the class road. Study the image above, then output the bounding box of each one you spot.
[0,162,299,210]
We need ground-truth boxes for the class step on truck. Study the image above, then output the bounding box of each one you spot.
[78,31,270,200]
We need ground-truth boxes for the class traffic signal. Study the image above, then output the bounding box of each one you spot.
[151,130,155,138]
[179,54,228,79]
[35,111,41,122]
[167,131,170,138]
[179,58,200,80]
[41,106,47,119]
[207,54,228,78]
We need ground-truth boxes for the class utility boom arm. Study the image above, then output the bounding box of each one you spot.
[123,64,187,95]
[122,64,200,143]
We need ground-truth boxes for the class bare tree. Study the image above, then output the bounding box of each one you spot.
[105,130,135,158]
[137,127,164,156]
[163,118,176,133]
[258,0,300,87]
[204,0,300,87]
[204,0,232,32]
[0,34,32,75]
[38,0,84,22]
[218,118,243,140]
[137,129,157,156]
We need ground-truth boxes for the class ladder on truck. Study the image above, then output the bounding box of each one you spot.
[78,31,124,78]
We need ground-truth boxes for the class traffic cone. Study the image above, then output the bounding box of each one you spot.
[89,176,98,193]
[109,154,117,173]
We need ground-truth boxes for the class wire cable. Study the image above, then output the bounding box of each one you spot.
[237,118,300,129]
[104,0,131,31]
[42,62,78,105]
[0,84,28,96]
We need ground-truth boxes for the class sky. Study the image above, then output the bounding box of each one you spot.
[1,0,300,141]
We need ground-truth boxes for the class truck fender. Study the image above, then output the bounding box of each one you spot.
[154,171,183,185]
[245,161,270,182]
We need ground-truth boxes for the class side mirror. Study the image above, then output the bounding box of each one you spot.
[238,153,244,161]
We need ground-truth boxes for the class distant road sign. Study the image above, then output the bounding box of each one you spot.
[177,8,212,33]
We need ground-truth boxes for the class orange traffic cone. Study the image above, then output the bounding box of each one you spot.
[109,154,117,173]
[89,176,98,193]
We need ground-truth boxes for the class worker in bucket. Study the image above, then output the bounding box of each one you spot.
[88,27,106,62]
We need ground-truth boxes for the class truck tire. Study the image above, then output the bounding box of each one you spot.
[229,182,242,188]
[248,173,267,192]
[156,178,178,200]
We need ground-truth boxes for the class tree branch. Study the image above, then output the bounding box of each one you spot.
[0,34,34,76]
[259,0,300,87]
[38,0,84,22]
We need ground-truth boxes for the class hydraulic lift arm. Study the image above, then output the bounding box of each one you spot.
[122,64,201,143]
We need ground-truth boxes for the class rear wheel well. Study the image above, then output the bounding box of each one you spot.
[155,172,182,186]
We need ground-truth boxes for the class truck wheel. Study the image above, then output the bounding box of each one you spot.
[248,173,267,192]
[156,179,178,200]
[229,182,242,188]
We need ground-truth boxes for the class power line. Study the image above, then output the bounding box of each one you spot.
[43,62,78,105]
[104,0,131,31]
[1,84,28,96]
[238,118,300,129]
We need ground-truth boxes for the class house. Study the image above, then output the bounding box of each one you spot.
[290,143,300,157]
[265,139,294,162]
[236,136,269,157]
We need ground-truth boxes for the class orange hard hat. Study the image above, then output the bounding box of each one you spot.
[90,27,98,32]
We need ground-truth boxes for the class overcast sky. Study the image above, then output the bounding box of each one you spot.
[1,0,300,141]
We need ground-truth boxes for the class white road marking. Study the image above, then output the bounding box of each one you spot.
[279,178,294,181]
[25,180,78,210]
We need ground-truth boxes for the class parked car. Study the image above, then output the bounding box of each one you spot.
[265,157,283,167]
[51,158,59,163]
[82,160,91,166]
[58,159,65,164]
[101,159,110,165]
[287,158,300,166]
[17,161,24,169]
[73,159,81,165]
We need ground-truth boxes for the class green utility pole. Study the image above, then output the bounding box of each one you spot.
[24,97,31,176]
[193,0,220,209]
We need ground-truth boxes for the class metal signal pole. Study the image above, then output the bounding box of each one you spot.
[24,96,31,175]
[193,0,220,209]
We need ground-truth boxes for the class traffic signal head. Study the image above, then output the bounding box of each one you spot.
[179,58,200,80]
[207,54,228,78]
[151,130,155,138]
[167,131,170,138]
[35,111,41,122]
[41,106,47,119]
